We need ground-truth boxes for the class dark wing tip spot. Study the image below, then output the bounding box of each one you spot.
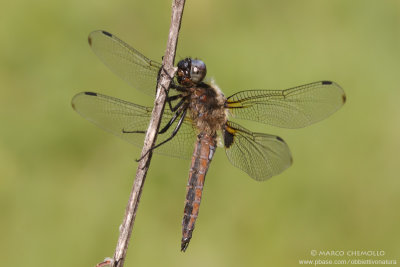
[276,136,285,142]
[88,36,92,46]
[102,31,112,37]
[71,103,76,110]
[84,92,97,96]
[342,93,347,103]
[322,81,333,85]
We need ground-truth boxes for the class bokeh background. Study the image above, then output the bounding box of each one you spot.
[1,0,399,266]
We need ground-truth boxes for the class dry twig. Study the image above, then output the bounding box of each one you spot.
[94,1,186,267]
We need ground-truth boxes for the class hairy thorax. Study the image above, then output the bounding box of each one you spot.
[186,81,227,137]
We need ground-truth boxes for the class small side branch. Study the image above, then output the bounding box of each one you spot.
[101,1,186,267]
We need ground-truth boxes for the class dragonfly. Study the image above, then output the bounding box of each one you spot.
[72,30,346,252]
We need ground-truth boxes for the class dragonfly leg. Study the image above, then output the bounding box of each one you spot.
[155,66,175,96]
[166,94,183,112]
[135,106,188,162]
[159,65,175,81]
[166,94,182,101]
[167,95,188,112]
[160,82,187,113]
[170,82,188,93]
[122,101,185,135]
[122,129,145,134]
[157,65,188,96]
[158,107,183,134]
[151,107,187,149]
[158,65,185,91]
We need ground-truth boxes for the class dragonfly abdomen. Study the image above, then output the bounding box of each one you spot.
[181,132,217,252]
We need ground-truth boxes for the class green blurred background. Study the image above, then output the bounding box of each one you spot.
[1,0,399,266]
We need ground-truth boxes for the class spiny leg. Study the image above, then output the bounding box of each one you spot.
[135,106,188,162]
[155,65,175,97]
[158,107,184,134]
[168,95,188,112]
[157,65,188,112]
[165,94,186,112]
[149,107,188,151]
[122,107,183,135]
[158,65,187,92]
[159,65,189,93]
[170,81,189,93]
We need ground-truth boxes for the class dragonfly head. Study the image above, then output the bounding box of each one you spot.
[177,58,207,86]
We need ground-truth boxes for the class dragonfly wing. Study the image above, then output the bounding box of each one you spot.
[226,81,346,128]
[224,121,292,181]
[71,92,197,159]
[88,30,162,95]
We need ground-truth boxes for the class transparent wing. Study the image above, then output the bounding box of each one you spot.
[71,92,197,159]
[226,81,346,128]
[88,30,162,95]
[224,121,292,181]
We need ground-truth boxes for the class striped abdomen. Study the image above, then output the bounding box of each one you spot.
[181,132,217,252]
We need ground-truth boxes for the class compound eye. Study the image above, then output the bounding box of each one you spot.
[190,59,207,83]
[177,59,189,70]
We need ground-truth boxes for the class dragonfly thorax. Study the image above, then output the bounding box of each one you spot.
[188,81,227,137]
